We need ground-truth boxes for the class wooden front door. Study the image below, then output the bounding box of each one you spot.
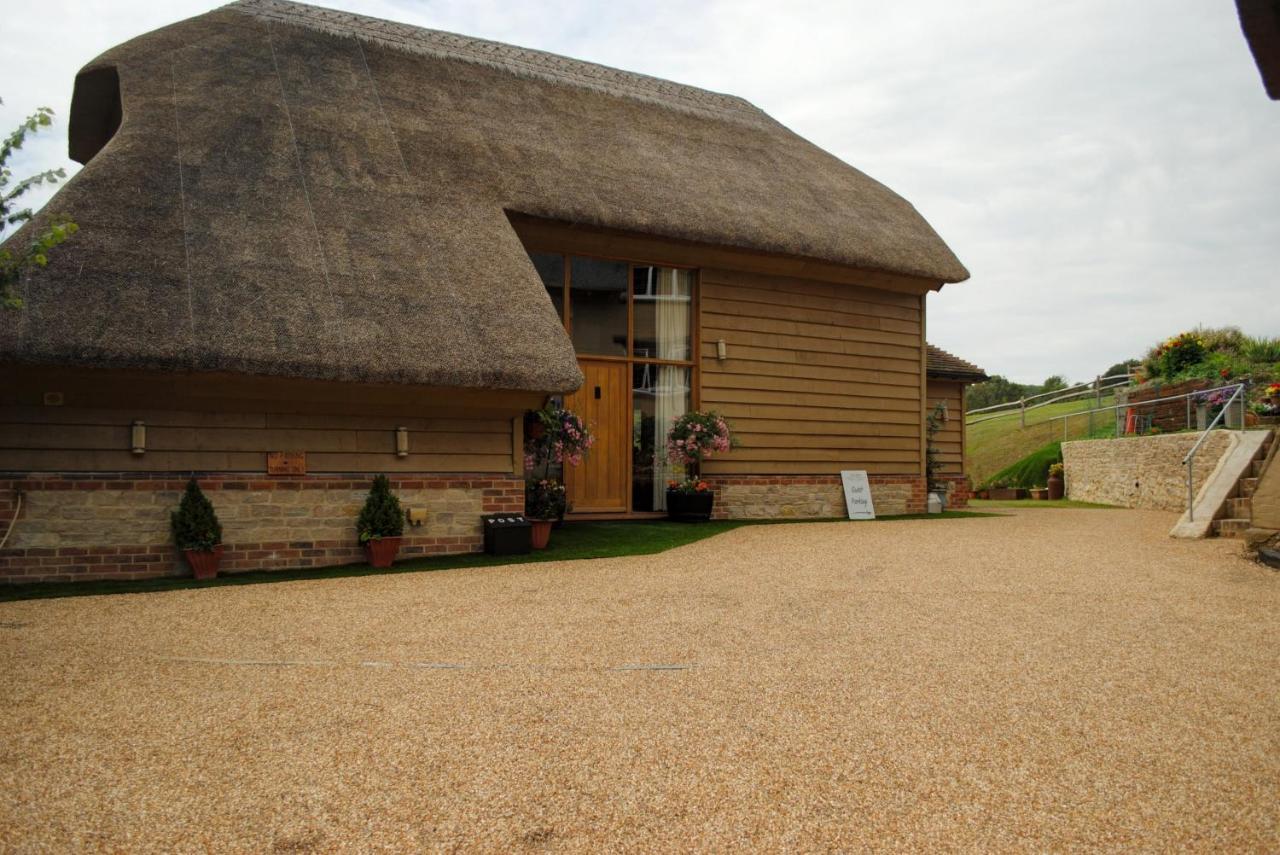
[564,360,629,513]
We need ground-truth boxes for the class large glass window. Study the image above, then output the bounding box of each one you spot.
[530,252,565,321]
[569,257,628,356]
[528,249,698,514]
[632,364,691,512]
[632,266,693,362]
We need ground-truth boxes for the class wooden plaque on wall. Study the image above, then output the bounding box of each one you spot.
[267,451,306,475]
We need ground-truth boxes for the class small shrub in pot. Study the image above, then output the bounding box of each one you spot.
[171,478,223,579]
[358,475,405,568]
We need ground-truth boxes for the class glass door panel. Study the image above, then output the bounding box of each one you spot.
[632,363,691,512]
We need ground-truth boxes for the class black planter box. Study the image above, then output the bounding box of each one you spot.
[666,490,714,522]
[482,514,532,555]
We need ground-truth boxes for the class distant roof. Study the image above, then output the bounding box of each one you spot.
[1237,0,1280,99]
[926,345,988,382]
[1,0,968,392]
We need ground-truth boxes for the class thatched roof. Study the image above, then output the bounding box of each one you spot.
[1237,0,1280,99]
[926,345,987,382]
[1,0,968,391]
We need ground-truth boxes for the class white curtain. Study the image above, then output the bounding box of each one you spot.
[653,268,691,510]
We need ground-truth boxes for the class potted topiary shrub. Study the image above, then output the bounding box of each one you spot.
[357,475,405,568]
[171,478,223,579]
[664,411,735,521]
[1047,462,1065,500]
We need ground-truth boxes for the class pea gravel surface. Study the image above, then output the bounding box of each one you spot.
[1,509,1277,851]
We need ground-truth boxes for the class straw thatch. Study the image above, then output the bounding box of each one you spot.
[1237,0,1280,99]
[926,345,987,382]
[0,0,968,391]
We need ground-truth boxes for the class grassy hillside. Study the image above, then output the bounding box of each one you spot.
[967,393,1118,486]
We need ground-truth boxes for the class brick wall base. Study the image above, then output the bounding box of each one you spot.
[705,475,927,520]
[0,474,522,584]
[933,474,973,509]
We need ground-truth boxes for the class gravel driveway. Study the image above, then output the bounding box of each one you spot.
[1,509,1276,851]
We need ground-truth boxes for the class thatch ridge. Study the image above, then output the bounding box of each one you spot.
[2,1,968,392]
[229,0,774,128]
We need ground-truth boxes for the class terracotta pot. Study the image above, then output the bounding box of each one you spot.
[1030,488,1048,501]
[183,545,224,580]
[667,489,714,521]
[363,536,402,568]
[1047,476,1065,500]
[529,519,554,549]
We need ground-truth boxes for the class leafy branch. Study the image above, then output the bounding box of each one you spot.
[0,96,77,309]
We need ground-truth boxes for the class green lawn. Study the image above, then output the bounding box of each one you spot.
[967,394,1120,486]
[969,498,1118,510]
[1,512,999,603]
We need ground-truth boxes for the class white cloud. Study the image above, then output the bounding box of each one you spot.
[2,0,1277,383]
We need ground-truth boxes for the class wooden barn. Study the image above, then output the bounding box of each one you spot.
[0,0,972,582]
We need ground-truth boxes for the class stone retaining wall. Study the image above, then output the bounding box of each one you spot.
[0,474,522,584]
[1062,432,1234,510]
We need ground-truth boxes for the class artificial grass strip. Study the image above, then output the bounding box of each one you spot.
[0,511,999,602]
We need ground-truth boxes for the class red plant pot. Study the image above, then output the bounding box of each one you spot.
[364,537,402,568]
[529,519,553,550]
[1047,476,1065,500]
[183,545,224,580]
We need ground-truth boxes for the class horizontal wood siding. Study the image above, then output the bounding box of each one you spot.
[700,269,924,475]
[927,379,965,474]
[1,367,535,474]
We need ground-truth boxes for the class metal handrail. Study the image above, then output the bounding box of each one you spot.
[962,373,1136,427]
[1182,384,1246,522]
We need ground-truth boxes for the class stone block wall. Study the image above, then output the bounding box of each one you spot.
[1062,432,1234,510]
[705,475,927,519]
[0,473,522,584]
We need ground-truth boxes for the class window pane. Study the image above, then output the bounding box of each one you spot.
[632,267,693,361]
[632,363,691,512]
[570,257,628,356]
[530,252,564,324]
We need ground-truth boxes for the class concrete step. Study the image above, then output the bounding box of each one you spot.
[1227,496,1252,518]
[1240,477,1259,498]
[1213,518,1251,538]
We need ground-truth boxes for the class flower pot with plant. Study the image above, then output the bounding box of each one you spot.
[666,478,715,521]
[664,411,735,521]
[358,475,405,568]
[522,405,593,547]
[525,479,567,549]
[1047,462,1065,500]
[171,478,223,579]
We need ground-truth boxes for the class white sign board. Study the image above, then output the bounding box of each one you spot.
[841,470,876,520]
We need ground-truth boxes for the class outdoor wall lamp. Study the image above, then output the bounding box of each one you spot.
[130,420,146,455]
[395,426,410,458]
[716,339,727,361]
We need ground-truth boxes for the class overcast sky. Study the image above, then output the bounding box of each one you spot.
[2,0,1277,384]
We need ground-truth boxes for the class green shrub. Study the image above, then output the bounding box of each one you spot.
[357,475,404,543]
[170,479,222,552]
[979,442,1063,491]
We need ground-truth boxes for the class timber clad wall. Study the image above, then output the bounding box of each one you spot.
[926,379,965,475]
[1,368,533,475]
[700,268,924,476]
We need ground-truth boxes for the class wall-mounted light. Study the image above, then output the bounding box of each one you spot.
[716,339,727,361]
[130,420,146,455]
[395,426,409,458]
